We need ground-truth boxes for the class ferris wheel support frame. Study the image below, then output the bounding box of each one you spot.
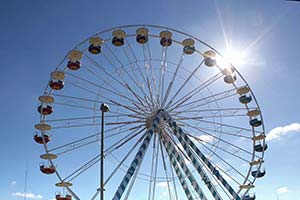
[112,109,242,200]
[159,131,208,200]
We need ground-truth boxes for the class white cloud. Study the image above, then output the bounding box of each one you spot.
[277,186,289,194]
[266,123,300,141]
[11,192,43,199]
[157,182,168,188]
[11,181,17,186]
[196,135,214,143]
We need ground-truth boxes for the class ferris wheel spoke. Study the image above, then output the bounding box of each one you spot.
[52,93,101,104]
[62,154,100,182]
[141,43,156,107]
[187,133,250,180]
[178,121,252,139]
[66,80,105,98]
[54,101,96,111]
[172,107,253,115]
[194,119,262,134]
[104,44,150,103]
[171,87,236,113]
[161,54,184,108]
[125,38,147,82]
[103,44,125,66]
[104,131,147,186]
[83,53,126,87]
[175,113,248,121]
[81,64,142,104]
[158,47,168,105]
[48,133,99,153]
[86,55,139,99]
[109,100,147,117]
[105,127,145,156]
[48,127,135,155]
[56,139,99,156]
[123,40,148,86]
[182,123,255,158]
[106,120,144,126]
[119,64,149,104]
[44,113,137,123]
[124,83,148,110]
[160,131,208,200]
[165,59,204,109]
[146,77,156,109]
[167,72,223,113]
[179,91,238,113]
[66,72,143,107]
[145,42,159,105]
[122,47,140,83]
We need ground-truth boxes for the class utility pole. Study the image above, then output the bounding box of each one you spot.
[100,103,109,200]
[24,162,28,200]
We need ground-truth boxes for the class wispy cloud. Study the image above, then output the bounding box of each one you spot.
[266,123,300,141]
[11,181,17,186]
[192,135,214,143]
[277,186,289,194]
[157,182,168,188]
[11,192,43,199]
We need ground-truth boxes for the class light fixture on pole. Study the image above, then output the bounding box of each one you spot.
[100,103,109,200]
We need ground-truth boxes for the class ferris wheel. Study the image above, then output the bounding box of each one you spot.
[34,25,267,200]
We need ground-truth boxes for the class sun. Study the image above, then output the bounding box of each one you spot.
[223,49,247,66]
[216,47,249,70]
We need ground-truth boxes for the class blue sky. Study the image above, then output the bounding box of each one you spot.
[0,0,300,200]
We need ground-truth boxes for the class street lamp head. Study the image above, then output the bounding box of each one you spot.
[100,103,109,112]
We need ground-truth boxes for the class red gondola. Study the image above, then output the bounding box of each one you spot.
[56,194,72,200]
[67,60,81,70]
[40,164,55,174]
[34,134,50,144]
[49,80,64,90]
[38,105,53,115]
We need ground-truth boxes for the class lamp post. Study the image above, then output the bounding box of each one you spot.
[100,103,109,200]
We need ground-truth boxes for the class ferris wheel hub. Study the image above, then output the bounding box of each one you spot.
[145,109,166,132]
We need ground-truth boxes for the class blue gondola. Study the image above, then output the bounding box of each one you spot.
[88,44,101,54]
[183,46,195,55]
[242,194,256,200]
[250,119,262,127]
[239,95,252,104]
[254,144,268,152]
[160,37,172,47]
[251,170,266,178]
[224,74,237,84]
[204,57,216,66]
[112,37,124,46]
[136,34,148,44]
